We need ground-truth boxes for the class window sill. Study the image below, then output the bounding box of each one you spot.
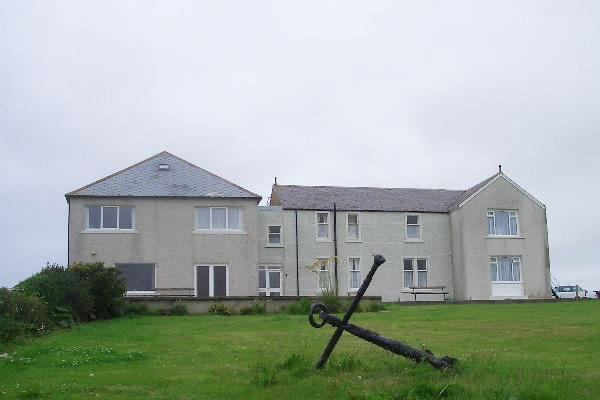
[486,236,525,239]
[346,239,363,243]
[405,239,424,243]
[315,239,332,243]
[491,281,523,284]
[192,229,247,235]
[265,244,284,248]
[81,229,138,234]
[125,291,156,296]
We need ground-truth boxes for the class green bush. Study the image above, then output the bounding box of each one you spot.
[318,292,344,313]
[123,303,150,315]
[173,303,189,316]
[240,299,268,315]
[17,262,126,322]
[0,288,54,343]
[285,299,312,315]
[208,303,232,316]
[69,263,126,319]
[361,300,386,312]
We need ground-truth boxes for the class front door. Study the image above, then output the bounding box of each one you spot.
[259,266,282,297]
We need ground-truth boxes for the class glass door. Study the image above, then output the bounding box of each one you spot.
[259,266,282,296]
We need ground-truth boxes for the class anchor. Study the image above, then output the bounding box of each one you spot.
[309,254,457,370]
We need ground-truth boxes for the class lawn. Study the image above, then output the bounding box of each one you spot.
[1,301,599,399]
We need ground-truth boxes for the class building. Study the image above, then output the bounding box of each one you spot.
[66,151,551,302]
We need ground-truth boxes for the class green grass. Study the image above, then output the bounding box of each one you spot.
[1,302,599,399]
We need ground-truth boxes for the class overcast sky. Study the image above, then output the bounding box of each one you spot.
[1,1,598,291]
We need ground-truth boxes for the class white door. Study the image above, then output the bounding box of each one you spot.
[259,266,282,296]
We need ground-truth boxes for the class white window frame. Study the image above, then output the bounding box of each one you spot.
[193,265,229,297]
[193,207,245,233]
[316,257,331,292]
[348,257,361,292]
[315,211,331,241]
[266,225,283,247]
[84,205,136,232]
[258,265,283,296]
[487,210,519,237]
[405,213,422,242]
[403,258,429,288]
[346,212,361,242]
[490,256,522,283]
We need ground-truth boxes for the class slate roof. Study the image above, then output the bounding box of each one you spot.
[66,151,261,200]
[271,173,500,213]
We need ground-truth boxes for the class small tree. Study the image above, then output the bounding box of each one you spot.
[305,257,345,312]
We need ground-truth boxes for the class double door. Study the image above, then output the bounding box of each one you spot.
[259,266,281,296]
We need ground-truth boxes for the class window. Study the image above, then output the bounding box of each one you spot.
[115,263,155,293]
[403,259,413,289]
[268,225,282,245]
[487,210,518,236]
[349,257,361,290]
[196,265,228,297]
[347,213,360,241]
[317,258,330,291]
[195,207,244,230]
[490,257,521,282]
[403,258,428,288]
[316,212,330,240]
[406,214,421,240]
[258,266,282,296]
[86,206,134,230]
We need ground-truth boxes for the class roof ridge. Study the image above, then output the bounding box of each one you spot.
[274,184,465,192]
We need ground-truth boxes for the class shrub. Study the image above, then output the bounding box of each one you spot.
[319,292,344,313]
[0,288,54,343]
[362,300,386,312]
[123,303,149,315]
[172,303,189,316]
[285,299,312,315]
[208,303,232,316]
[17,262,126,322]
[240,299,268,315]
[69,263,126,319]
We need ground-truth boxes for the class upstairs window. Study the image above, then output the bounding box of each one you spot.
[347,213,360,241]
[195,207,244,230]
[268,225,282,245]
[488,210,518,236]
[86,206,134,230]
[316,212,330,240]
[490,256,521,282]
[406,214,421,240]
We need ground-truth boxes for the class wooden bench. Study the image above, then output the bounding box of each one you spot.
[409,286,449,301]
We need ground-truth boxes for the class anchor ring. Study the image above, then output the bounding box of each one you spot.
[308,303,328,328]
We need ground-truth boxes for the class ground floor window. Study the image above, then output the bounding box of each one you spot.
[490,257,521,282]
[259,266,282,296]
[349,258,361,290]
[115,263,155,293]
[196,265,228,297]
[403,258,428,288]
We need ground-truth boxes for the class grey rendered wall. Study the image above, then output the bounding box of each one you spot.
[278,209,453,302]
[68,197,259,296]
[449,176,550,300]
[257,206,286,292]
